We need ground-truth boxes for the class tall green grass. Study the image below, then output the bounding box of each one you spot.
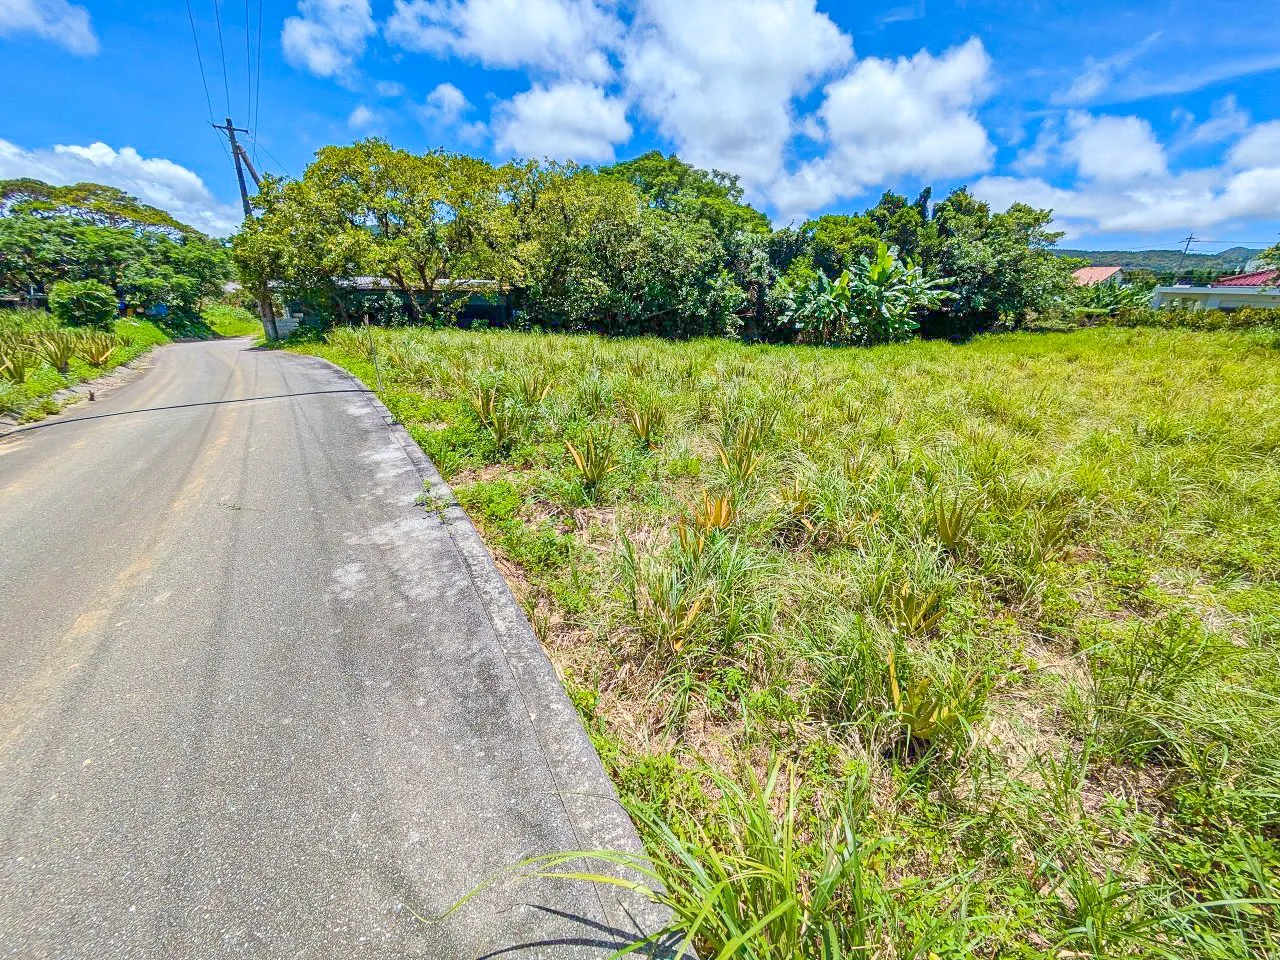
[303,325,1280,957]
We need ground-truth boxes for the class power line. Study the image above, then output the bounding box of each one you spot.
[251,0,264,163]
[184,0,216,123]
[211,0,232,116]
[244,0,253,127]
[245,132,292,178]
[185,0,234,169]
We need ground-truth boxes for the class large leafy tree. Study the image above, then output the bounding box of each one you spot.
[602,151,771,245]
[510,165,742,337]
[235,140,510,324]
[0,178,231,318]
[801,187,1072,338]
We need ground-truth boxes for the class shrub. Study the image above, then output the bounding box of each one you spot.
[48,279,117,328]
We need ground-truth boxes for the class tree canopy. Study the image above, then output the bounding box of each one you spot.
[231,140,1077,344]
[0,178,231,321]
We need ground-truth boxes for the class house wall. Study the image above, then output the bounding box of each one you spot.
[1151,286,1280,311]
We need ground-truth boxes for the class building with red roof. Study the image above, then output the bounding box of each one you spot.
[1072,266,1125,287]
[1151,267,1279,311]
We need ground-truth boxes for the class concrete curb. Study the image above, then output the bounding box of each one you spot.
[304,353,674,951]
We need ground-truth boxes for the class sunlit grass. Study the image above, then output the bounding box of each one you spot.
[304,324,1280,958]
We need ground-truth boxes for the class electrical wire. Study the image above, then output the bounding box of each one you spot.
[185,0,216,124]
[246,132,293,179]
[185,0,233,167]
[211,0,232,117]
[244,0,253,127]
[252,0,264,163]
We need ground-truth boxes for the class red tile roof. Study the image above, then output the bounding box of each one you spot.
[1212,269,1278,287]
[1072,266,1123,286]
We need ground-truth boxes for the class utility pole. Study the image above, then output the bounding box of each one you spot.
[1174,233,1195,280]
[212,116,279,340]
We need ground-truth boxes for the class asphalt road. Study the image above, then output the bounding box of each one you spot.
[0,339,660,959]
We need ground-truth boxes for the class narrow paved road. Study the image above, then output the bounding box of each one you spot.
[0,339,658,959]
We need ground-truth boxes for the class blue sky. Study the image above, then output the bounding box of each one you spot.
[1,0,1278,251]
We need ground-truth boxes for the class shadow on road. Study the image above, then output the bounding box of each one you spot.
[0,389,374,439]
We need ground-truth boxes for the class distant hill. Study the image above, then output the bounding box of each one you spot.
[1055,246,1262,274]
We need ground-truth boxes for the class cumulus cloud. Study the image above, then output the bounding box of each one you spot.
[347,104,379,130]
[770,38,994,219]
[624,0,851,188]
[1062,112,1167,184]
[975,112,1280,237]
[386,0,621,81]
[1229,121,1280,169]
[0,0,97,54]
[492,82,631,162]
[419,82,486,144]
[0,139,242,236]
[282,0,375,78]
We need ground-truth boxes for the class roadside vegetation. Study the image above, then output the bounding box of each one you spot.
[305,323,1280,958]
[0,179,260,422]
[0,303,260,423]
[0,308,169,421]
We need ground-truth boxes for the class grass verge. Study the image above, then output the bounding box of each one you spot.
[298,324,1280,958]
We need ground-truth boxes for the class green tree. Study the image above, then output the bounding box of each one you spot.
[48,278,116,327]
[780,241,949,346]
[235,140,510,325]
[602,151,771,245]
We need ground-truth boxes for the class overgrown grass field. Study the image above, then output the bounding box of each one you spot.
[303,325,1280,958]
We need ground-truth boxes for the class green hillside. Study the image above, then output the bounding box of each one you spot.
[1057,246,1261,274]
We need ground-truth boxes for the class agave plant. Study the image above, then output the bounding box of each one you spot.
[565,429,617,491]
[38,330,77,373]
[76,330,120,366]
[622,397,666,449]
[469,385,524,452]
[0,337,34,383]
[692,490,735,533]
[513,371,554,406]
[889,581,945,635]
[887,648,976,746]
[715,415,771,485]
[929,490,980,553]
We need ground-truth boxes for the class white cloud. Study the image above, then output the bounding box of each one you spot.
[0,0,97,54]
[0,139,242,236]
[1229,121,1280,169]
[1059,33,1280,107]
[1175,95,1251,148]
[1057,33,1160,105]
[386,0,621,81]
[376,80,406,97]
[420,82,486,144]
[347,104,379,130]
[422,82,469,124]
[282,0,375,78]
[975,111,1280,238]
[492,81,631,162]
[1062,112,1167,184]
[623,0,851,190]
[770,38,994,219]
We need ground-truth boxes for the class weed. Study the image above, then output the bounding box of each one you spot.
[565,428,618,492]
[37,330,77,373]
[621,397,666,449]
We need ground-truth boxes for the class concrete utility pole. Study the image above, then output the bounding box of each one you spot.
[212,117,279,341]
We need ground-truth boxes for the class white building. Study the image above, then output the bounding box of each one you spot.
[1151,269,1280,311]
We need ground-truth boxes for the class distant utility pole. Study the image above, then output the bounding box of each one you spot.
[212,116,279,340]
[1174,233,1195,278]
